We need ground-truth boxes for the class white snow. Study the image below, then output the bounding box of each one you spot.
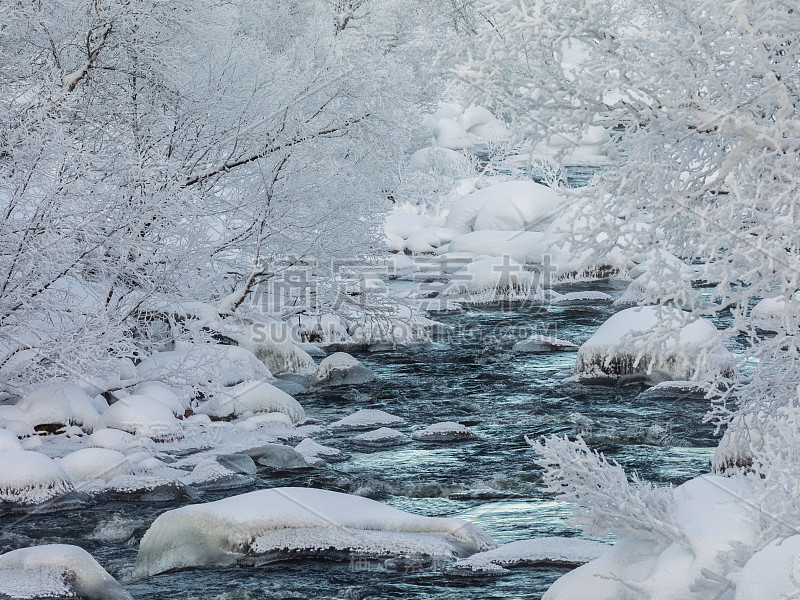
[294,438,344,462]
[133,381,188,415]
[87,428,151,452]
[352,427,411,446]
[94,395,182,440]
[11,382,101,433]
[735,535,800,599]
[450,537,609,574]
[408,147,472,177]
[0,451,74,505]
[750,293,800,332]
[574,306,735,381]
[441,256,534,298]
[0,429,23,451]
[313,352,375,386]
[0,544,131,600]
[330,409,405,430]
[195,380,305,423]
[412,422,477,442]
[135,487,494,576]
[444,181,565,235]
[56,448,133,483]
[436,118,474,150]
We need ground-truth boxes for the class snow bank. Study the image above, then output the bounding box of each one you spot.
[135,487,494,576]
[544,475,760,600]
[57,448,133,483]
[95,395,182,440]
[195,380,305,423]
[450,537,609,575]
[313,352,375,386]
[352,427,411,447]
[444,181,564,235]
[0,544,131,600]
[330,409,405,430]
[0,451,74,506]
[412,422,478,442]
[12,382,101,433]
[574,306,735,381]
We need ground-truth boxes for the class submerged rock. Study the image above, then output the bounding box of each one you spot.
[330,409,405,431]
[512,335,578,353]
[412,422,478,442]
[351,427,411,448]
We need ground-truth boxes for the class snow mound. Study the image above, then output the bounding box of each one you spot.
[134,487,494,576]
[13,382,101,433]
[87,428,152,452]
[352,427,411,447]
[95,395,182,440]
[0,429,23,451]
[0,451,75,506]
[241,444,311,469]
[0,544,131,600]
[513,335,578,353]
[574,306,735,382]
[136,345,272,391]
[450,537,609,575]
[313,352,375,386]
[330,409,405,431]
[750,293,800,332]
[195,380,305,423]
[436,118,473,150]
[444,181,564,235]
[409,147,472,177]
[412,422,478,442]
[57,448,133,483]
[442,256,534,300]
[133,382,188,415]
[735,535,800,599]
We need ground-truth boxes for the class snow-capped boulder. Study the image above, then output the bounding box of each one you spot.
[352,427,411,448]
[95,395,182,441]
[513,335,578,353]
[412,422,478,442]
[574,306,735,382]
[233,412,295,431]
[0,451,74,506]
[241,444,311,470]
[441,256,533,298]
[750,293,800,333]
[136,345,272,390]
[0,544,131,600]
[450,537,609,575]
[408,147,472,177]
[330,409,405,431]
[133,382,188,416]
[0,429,23,451]
[11,382,101,433]
[444,181,564,235]
[294,438,345,463]
[195,380,305,423]
[445,230,547,263]
[57,448,133,484]
[179,458,254,490]
[134,487,494,576]
[234,321,318,377]
[436,118,473,150]
[404,227,457,254]
[735,535,800,599]
[461,106,508,141]
[313,352,375,386]
[87,428,151,452]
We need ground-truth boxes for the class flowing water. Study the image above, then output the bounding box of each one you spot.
[0,279,725,600]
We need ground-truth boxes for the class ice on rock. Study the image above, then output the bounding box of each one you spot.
[441,256,534,299]
[195,380,305,423]
[95,395,182,440]
[513,335,578,353]
[11,382,101,433]
[0,544,131,600]
[0,451,74,506]
[449,537,609,575]
[133,381,188,416]
[444,181,564,235]
[436,118,474,150]
[0,429,23,451]
[313,352,375,386]
[134,487,495,576]
[240,443,311,469]
[352,427,411,448]
[574,306,735,382]
[408,147,472,177]
[56,448,133,483]
[136,345,272,390]
[330,409,405,431]
[294,438,345,462]
[412,422,477,442]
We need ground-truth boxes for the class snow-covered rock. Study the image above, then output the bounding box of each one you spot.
[134,487,494,576]
[313,352,375,386]
[450,537,609,575]
[0,429,23,451]
[441,256,534,298]
[444,230,546,263]
[574,306,735,381]
[179,458,253,490]
[235,322,317,377]
[57,448,133,484]
[550,291,613,305]
[241,443,311,469]
[0,451,74,506]
[0,544,131,600]
[352,427,411,447]
[412,422,478,442]
[330,409,405,431]
[750,293,800,332]
[513,335,578,353]
[10,382,101,433]
[136,345,272,391]
[436,118,473,150]
[133,382,188,416]
[95,395,182,441]
[735,535,800,599]
[195,380,305,423]
[444,181,564,235]
[294,438,345,463]
[87,428,151,452]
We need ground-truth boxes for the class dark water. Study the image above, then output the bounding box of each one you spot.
[0,280,723,599]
